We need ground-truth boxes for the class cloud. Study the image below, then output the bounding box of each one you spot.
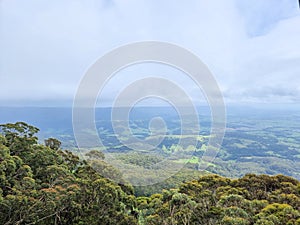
[226,11,300,103]
[236,0,299,37]
[0,0,299,106]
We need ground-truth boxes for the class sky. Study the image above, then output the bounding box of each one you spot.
[0,0,300,107]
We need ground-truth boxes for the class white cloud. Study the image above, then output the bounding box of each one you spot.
[0,0,299,106]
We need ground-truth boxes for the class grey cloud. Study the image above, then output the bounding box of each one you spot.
[0,0,299,106]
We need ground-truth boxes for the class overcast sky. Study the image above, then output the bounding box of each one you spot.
[1,0,300,107]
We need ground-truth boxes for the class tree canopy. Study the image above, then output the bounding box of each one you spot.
[0,122,299,224]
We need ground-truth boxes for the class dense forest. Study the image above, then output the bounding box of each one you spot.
[0,122,299,224]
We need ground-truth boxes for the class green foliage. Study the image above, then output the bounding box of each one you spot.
[0,122,39,158]
[138,174,300,225]
[1,122,300,225]
[116,152,163,169]
[85,149,105,160]
[0,123,138,225]
[44,137,61,150]
[254,203,300,225]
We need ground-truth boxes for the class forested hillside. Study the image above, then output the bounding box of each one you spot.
[0,122,138,224]
[0,122,299,225]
